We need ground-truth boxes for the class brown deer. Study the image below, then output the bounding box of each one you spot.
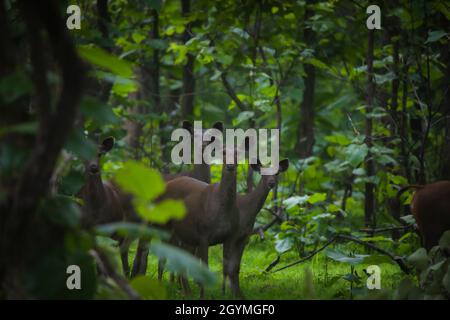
[132,121,224,278]
[397,181,450,250]
[222,159,289,297]
[78,137,139,277]
[158,141,245,297]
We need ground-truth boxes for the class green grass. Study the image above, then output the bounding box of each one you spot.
[125,237,406,300]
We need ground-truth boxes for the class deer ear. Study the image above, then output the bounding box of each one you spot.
[278,159,289,173]
[182,120,194,134]
[212,121,224,132]
[101,137,115,153]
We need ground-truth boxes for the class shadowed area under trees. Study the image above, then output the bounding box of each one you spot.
[0,0,449,300]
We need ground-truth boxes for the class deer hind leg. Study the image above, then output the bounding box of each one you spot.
[119,237,132,277]
[131,238,149,277]
[178,243,195,296]
[158,257,166,281]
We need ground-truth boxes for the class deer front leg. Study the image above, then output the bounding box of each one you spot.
[197,239,209,299]
[222,241,232,295]
[225,238,247,298]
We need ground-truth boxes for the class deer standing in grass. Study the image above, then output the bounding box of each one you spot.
[159,140,244,297]
[222,159,289,297]
[131,121,223,277]
[397,181,450,250]
[78,137,139,277]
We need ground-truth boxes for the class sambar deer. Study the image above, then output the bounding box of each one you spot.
[158,140,246,297]
[77,137,139,277]
[397,181,450,250]
[131,121,224,277]
[223,159,289,297]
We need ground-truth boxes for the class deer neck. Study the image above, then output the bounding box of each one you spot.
[217,165,237,211]
[239,178,271,229]
[84,173,107,216]
[192,163,211,184]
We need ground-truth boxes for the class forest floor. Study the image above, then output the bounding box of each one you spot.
[125,238,406,300]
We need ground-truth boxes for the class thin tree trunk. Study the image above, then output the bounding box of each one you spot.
[365,29,375,228]
[296,7,315,158]
[439,14,450,180]
[180,0,195,118]
[125,8,160,159]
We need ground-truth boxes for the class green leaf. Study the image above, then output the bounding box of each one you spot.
[325,249,368,265]
[307,193,326,204]
[344,144,369,167]
[275,236,293,254]
[374,72,396,85]
[442,265,450,292]
[306,58,329,70]
[151,242,217,286]
[132,33,145,45]
[130,276,166,299]
[80,96,119,125]
[135,199,186,224]
[95,222,169,240]
[283,195,309,209]
[233,111,255,126]
[439,230,450,249]
[324,134,351,146]
[40,195,81,229]
[425,30,447,44]
[65,130,97,161]
[342,273,361,283]
[407,248,428,271]
[114,161,165,201]
[78,45,134,78]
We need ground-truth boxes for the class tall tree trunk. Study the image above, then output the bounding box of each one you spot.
[439,14,450,180]
[125,8,160,159]
[180,0,195,118]
[296,7,315,158]
[0,0,85,297]
[364,29,376,228]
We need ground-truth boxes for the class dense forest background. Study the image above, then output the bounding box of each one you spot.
[0,0,449,299]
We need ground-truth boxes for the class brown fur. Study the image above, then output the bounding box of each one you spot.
[398,181,450,250]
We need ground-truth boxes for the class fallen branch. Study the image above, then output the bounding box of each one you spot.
[336,234,410,274]
[360,224,416,234]
[269,234,410,274]
[270,236,338,273]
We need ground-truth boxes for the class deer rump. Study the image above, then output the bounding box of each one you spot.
[397,181,450,250]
